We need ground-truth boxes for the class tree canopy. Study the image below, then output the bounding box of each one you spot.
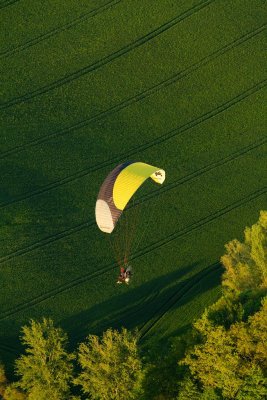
[221,211,267,294]
[181,297,267,399]
[74,327,144,400]
[15,318,74,400]
[0,211,266,399]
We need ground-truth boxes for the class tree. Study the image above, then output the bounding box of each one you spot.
[142,336,187,400]
[199,387,222,400]
[0,362,27,399]
[74,327,144,400]
[176,376,222,400]
[182,324,241,398]
[15,318,74,400]
[206,294,244,328]
[232,297,267,370]
[0,362,8,397]
[176,376,201,400]
[235,365,267,400]
[181,297,267,399]
[176,212,267,399]
[3,384,27,400]
[221,211,267,295]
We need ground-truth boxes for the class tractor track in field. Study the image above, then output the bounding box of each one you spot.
[0,263,219,354]
[1,24,265,160]
[138,136,267,203]
[0,186,265,321]
[132,187,267,262]
[72,287,164,343]
[0,0,20,10]
[0,79,266,210]
[0,0,215,109]
[0,0,121,58]
[71,276,191,343]
[0,133,265,266]
[139,262,221,339]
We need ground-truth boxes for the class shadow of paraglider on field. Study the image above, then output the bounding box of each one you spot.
[138,262,222,341]
[62,261,222,346]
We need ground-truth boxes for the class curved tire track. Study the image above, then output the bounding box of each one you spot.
[1,24,265,159]
[2,136,261,255]
[0,0,20,10]
[86,264,220,340]
[139,135,267,204]
[0,80,266,210]
[133,187,267,262]
[0,0,214,109]
[0,134,265,265]
[0,186,265,321]
[139,262,222,339]
[0,0,121,58]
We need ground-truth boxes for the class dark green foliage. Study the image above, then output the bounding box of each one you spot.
[142,338,185,399]
[206,295,244,328]
[239,288,267,320]
[176,376,201,400]
[199,387,222,400]
[177,376,222,400]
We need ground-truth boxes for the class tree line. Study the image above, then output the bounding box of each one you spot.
[1,211,266,399]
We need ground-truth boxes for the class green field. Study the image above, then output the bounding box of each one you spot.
[0,0,266,368]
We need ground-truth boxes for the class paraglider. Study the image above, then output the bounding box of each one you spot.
[95,161,165,283]
[117,264,132,285]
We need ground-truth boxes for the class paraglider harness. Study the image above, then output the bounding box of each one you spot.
[117,264,132,284]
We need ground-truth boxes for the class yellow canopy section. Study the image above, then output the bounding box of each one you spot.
[113,162,165,210]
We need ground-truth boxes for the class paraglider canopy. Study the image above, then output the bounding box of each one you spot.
[95,161,165,233]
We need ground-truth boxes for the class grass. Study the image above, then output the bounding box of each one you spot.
[0,0,266,369]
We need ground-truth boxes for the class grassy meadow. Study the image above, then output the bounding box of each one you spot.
[0,0,266,368]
